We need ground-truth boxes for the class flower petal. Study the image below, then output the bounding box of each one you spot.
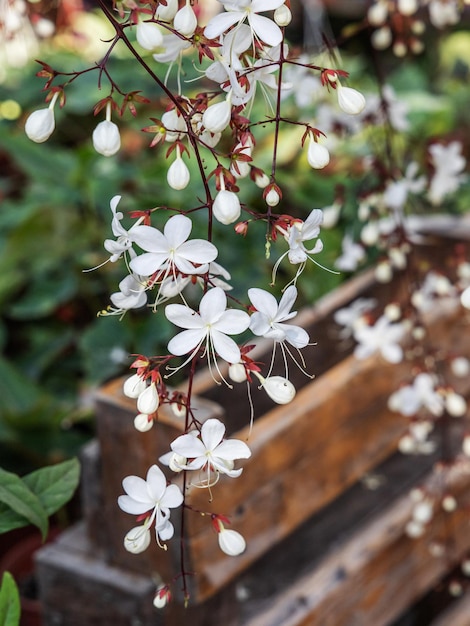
[160,484,184,509]
[248,288,278,319]
[145,465,167,501]
[118,495,152,515]
[130,252,168,276]
[122,475,151,503]
[131,225,168,253]
[211,329,241,363]
[199,287,226,323]
[171,433,206,458]
[177,239,218,264]
[168,328,206,356]
[165,303,203,329]
[201,418,226,450]
[276,285,298,320]
[249,13,282,46]
[163,214,192,248]
[204,11,243,40]
[214,438,251,460]
[214,309,250,334]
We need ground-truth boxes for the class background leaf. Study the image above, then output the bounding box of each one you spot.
[0,468,48,539]
[0,573,20,626]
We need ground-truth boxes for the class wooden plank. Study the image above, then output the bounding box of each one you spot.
[242,460,470,626]
[430,590,470,626]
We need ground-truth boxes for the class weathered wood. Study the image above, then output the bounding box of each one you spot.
[242,460,470,626]
[429,590,470,626]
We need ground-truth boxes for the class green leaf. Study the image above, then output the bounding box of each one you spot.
[23,458,81,517]
[0,468,48,540]
[0,572,20,626]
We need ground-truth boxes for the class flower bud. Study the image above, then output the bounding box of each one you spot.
[153,585,172,609]
[251,168,270,189]
[412,500,433,524]
[136,20,163,50]
[156,0,178,21]
[337,84,366,115]
[264,184,281,207]
[173,1,197,37]
[367,1,388,26]
[134,413,154,432]
[445,392,467,417]
[229,363,247,383]
[137,382,160,414]
[170,402,186,418]
[124,525,151,554]
[123,373,147,399]
[372,26,392,50]
[375,260,393,283]
[398,0,418,16]
[203,96,232,134]
[461,285,470,309]
[218,527,246,556]
[274,4,292,26]
[442,495,457,512]
[307,139,330,169]
[213,189,241,225]
[260,375,296,404]
[168,452,186,472]
[167,152,190,190]
[25,107,55,143]
[92,120,121,156]
[405,520,424,538]
[451,357,470,378]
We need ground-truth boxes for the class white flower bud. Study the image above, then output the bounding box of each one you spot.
[218,527,246,556]
[203,96,232,134]
[136,20,163,50]
[461,559,470,576]
[405,520,424,538]
[393,41,407,57]
[25,107,55,143]
[168,452,186,472]
[274,4,292,26]
[156,0,178,21]
[124,525,151,554]
[260,375,296,404]
[336,84,366,116]
[361,222,379,246]
[463,434,470,457]
[307,139,330,169]
[398,435,416,454]
[442,495,457,512]
[367,1,388,26]
[398,0,418,16]
[384,303,401,321]
[161,109,187,142]
[229,363,247,383]
[265,187,280,207]
[167,152,190,190]
[375,260,393,283]
[170,402,186,418]
[253,171,270,189]
[445,392,467,417]
[92,120,121,157]
[137,382,160,414]
[134,413,154,432]
[213,189,241,225]
[173,0,197,36]
[412,500,433,524]
[451,357,470,378]
[123,373,147,399]
[461,285,470,309]
[153,586,171,609]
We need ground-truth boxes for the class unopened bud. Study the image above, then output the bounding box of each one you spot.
[93,120,121,156]
[136,20,163,50]
[337,84,366,115]
[134,413,154,432]
[307,138,330,169]
[153,585,172,609]
[213,189,241,225]
[445,392,467,417]
[124,525,151,554]
[167,151,190,190]
[25,107,55,143]
[137,382,160,414]
[274,4,292,26]
[264,184,281,207]
[258,375,296,404]
[451,357,470,378]
[229,363,247,383]
[203,95,232,134]
[156,0,178,21]
[123,373,147,399]
[173,0,197,36]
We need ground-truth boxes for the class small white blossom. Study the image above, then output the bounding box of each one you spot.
[334,235,365,272]
[118,464,183,545]
[388,373,444,417]
[166,287,250,367]
[354,315,405,363]
[170,418,251,485]
[333,297,377,339]
[428,142,466,206]
[136,19,163,50]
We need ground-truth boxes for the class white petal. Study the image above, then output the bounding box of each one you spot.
[214,438,251,460]
[118,495,152,515]
[252,0,285,11]
[160,484,184,509]
[163,214,192,248]
[276,285,298,320]
[129,252,167,276]
[199,287,227,323]
[218,528,246,555]
[165,303,203,329]
[201,418,226,450]
[284,324,309,348]
[214,309,250,334]
[131,225,168,253]
[122,475,151,502]
[248,288,278,318]
[249,13,282,46]
[168,328,205,356]
[211,329,241,363]
[171,433,206,458]
[177,239,218,264]
[204,12,243,40]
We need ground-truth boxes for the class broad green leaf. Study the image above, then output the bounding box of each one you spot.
[0,572,20,626]
[23,458,81,517]
[0,468,48,540]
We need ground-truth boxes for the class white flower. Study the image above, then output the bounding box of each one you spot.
[118,464,183,544]
[428,0,460,28]
[170,418,251,484]
[161,108,187,142]
[153,586,172,609]
[204,0,285,47]
[354,315,406,363]
[428,141,466,205]
[103,196,140,263]
[388,373,444,417]
[123,373,147,399]
[166,287,250,366]
[383,162,426,211]
[212,517,247,555]
[274,4,291,26]
[334,234,365,272]
[136,19,163,50]
[129,213,218,278]
[333,297,377,338]
[286,209,324,265]
[248,285,309,348]
[109,271,148,313]
[155,0,179,21]
[93,120,121,157]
